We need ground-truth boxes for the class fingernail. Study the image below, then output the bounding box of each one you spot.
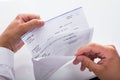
[73,58,79,65]
[38,20,44,26]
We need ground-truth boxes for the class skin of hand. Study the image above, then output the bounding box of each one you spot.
[73,43,120,80]
[0,14,44,52]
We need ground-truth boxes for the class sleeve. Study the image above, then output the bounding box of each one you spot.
[0,47,15,80]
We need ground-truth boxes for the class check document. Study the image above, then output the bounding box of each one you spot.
[22,7,94,80]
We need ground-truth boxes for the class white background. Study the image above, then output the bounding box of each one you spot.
[0,0,120,80]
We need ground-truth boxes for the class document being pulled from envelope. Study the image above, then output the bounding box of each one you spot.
[22,7,94,80]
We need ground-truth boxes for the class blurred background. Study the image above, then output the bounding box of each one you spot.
[0,0,120,80]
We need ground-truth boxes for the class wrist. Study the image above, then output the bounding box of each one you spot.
[0,34,13,51]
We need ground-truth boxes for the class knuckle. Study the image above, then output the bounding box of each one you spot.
[16,14,23,19]
[110,47,117,53]
[107,45,117,52]
[89,43,97,47]
[110,45,116,49]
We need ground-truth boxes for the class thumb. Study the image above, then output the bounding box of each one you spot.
[77,56,100,72]
[21,19,44,35]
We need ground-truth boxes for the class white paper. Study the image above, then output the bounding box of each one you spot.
[22,7,94,80]
[32,56,74,80]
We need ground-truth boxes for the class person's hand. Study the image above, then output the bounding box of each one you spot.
[0,14,44,52]
[73,43,120,80]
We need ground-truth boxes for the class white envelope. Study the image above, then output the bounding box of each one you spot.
[22,7,95,80]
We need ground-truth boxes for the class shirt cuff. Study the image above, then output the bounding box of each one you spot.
[0,47,14,68]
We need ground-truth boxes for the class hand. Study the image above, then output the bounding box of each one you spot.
[0,14,44,52]
[73,43,120,80]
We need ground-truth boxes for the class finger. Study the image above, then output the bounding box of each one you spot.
[75,43,108,58]
[73,57,80,65]
[80,53,96,71]
[77,55,100,72]
[73,57,86,71]
[75,43,100,56]
[73,53,95,65]
[20,19,44,35]
[16,14,40,22]
[80,63,86,71]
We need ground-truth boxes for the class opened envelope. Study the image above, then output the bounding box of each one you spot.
[22,7,94,80]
